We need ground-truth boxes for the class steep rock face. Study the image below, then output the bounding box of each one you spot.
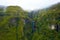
[30,3,60,40]
[0,5,5,11]
[49,3,60,10]
[48,3,60,31]
[0,5,5,22]
[23,3,60,40]
[0,3,60,40]
[0,6,25,40]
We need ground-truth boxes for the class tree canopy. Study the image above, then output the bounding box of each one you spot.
[0,3,60,40]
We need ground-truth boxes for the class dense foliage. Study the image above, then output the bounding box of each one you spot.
[0,3,60,40]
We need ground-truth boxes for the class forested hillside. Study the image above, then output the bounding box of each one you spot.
[0,3,60,40]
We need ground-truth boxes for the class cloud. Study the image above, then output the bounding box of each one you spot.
[19,0,60,10]
[0,0,60,10]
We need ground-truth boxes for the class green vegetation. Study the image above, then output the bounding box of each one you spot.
[0,3,60,40]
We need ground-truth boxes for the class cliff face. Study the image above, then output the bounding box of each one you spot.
[0,3,60,40]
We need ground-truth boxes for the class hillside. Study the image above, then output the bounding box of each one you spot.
[0,3,60,40]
